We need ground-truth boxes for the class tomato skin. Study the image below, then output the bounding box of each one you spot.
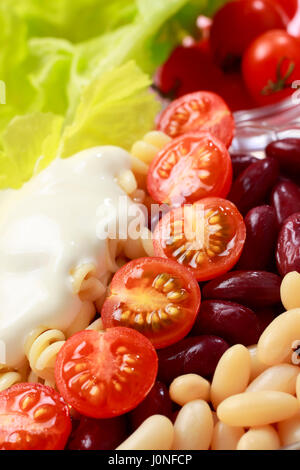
[155,41,255,112]
[147,132,232,206]
[157,91,235,148]
[0,383,71,450]
[272,0,298,19]
[153,197,246,282]
[210,0,288,68]
[155,41,224,98]
[242,30,300,105]
[101,257,201,349]
[55,328,158,419]
[217,72,257,111]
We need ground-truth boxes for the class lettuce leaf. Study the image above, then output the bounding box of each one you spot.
[0,112,63,188]
[0,0,228,189]
[0,62,159,188]
[60,61,160,158]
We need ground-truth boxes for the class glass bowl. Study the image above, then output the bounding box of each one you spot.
[231,95,300,155]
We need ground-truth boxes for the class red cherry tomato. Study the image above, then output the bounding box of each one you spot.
[147,132,232,206]
[55,327,158,419]
[155,41,255,112]
[242,30,300,105]
[101,257,201,349]
[155,41,224,98]
[210,0,288,68]
[157,91,235,148]
[272,0,298,19]
[0,383,71,450]
[216,72,257,111]
[153,197,246,281]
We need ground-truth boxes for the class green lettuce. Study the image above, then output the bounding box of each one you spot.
[60,61,160,158]
[1,112,63,188]
[0,0,228,189]
[0,62,159,189]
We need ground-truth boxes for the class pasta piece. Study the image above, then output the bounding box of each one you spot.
[25,327,66,382]
[117,169,138,195]
[130,155,149,176]
[0,366,22,391]
[131,131,171,164]
[71,263,96,295]
[106,239,123,273]
[27,370,56,390]
[66,301,96,337]
[71,262,111,321]
[86,317,104,332]
[124,227,154,259]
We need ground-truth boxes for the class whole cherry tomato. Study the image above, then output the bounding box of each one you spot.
[210,0,288,68]
[242,30,300,105]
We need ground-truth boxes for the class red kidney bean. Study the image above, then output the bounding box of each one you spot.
[67,415,127,450]
[191,300,260,346]
[129,381,172,431]
[276,212,300,276]
[271,180,300,225]
[158,335,229,384]
[202,271,281,307]
[266,139,300,180]
[237,205,278,270]
[255,307,276,337]
[228,158,279,215]
[230,153,259,179]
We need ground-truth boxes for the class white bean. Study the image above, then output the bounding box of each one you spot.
[217,391,299,427]
[211,344,251,409]
[211,421,244,450]
[248,344,269,381]
[257,308,300,365]
[281,271,300,311]
[278,411,300,447]
[246,364,299,394]
[170,374,210,406]
[116,415,174,450]
[173,400,214,450]
[236,425,280,450]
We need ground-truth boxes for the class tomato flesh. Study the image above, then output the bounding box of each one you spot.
[157,91,235,148]
[101,257,201,349]
[55,327,158,419]
[153,198,246,281]
[0,383,71,450]
[147,132,232,206]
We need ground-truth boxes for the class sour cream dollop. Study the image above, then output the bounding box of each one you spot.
[0,146,138,367]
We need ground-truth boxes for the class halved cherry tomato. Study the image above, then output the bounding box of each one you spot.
[242,30,300,106]
[147,132,232,207]
[0,383,71,450]
[153,197,246,281]
[101,257,201,349]
[55,327,158,419]
[157,91,235,148]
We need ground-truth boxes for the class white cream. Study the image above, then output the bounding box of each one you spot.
[0,146,138,367]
